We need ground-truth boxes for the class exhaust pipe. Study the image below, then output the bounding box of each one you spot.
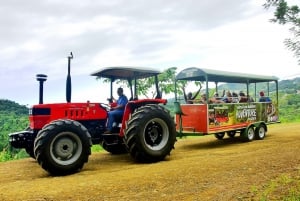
[66,52,73,103]
[36,74,47,104]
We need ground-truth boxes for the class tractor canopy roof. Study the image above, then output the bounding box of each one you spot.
[91,66,161,80]
[176,67,279,83]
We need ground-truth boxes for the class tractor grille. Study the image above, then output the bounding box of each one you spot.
[64,109,85,118]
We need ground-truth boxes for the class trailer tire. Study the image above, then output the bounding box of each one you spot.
[255,124,266,140]
[227,131,236,138]
[241,125,255,142]
[34,119,92,175]
[124,104,176,163]
[214,132,225,140]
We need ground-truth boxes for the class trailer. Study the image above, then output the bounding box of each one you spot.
[174,67,280,141]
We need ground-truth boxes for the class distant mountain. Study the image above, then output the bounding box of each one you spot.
[211,77,300,95]
[0,99,28,115]
[278,77,300,93]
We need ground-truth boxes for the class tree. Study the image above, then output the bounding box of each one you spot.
[264,0,300,64]
[134,67,178,98]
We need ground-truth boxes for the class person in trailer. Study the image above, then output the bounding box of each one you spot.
[259,91,271,102]
[182,86,201,104]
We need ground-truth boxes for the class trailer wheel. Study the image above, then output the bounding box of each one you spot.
[214,132,225,140]
[241,125,255,142]
[255,124,266,140]
[34,119,92,175]
[227,131,236,138]
[124,104,176,163]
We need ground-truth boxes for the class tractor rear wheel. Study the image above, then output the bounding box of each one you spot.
[34,119,92,175]
[124,104,176,163]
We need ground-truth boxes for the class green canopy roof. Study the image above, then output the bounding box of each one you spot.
[176,67,278,83]
[91,66,160,80]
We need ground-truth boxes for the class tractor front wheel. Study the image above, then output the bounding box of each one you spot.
[34,119,92,175]
[124,104,177,163]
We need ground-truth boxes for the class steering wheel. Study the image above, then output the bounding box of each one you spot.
[100,103,111,112]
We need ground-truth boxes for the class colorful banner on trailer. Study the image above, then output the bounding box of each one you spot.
[208,102,279,128]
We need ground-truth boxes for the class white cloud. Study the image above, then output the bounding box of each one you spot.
[0,0,299,105]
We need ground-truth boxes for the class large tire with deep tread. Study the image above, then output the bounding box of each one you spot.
[34,119,92,176]
[124,104,177,163]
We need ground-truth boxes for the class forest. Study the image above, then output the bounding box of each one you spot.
[1,76,300,161]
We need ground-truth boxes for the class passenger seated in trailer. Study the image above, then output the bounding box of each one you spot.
[222,91,233,103]
[238,91,248,103]
[213,92,219,98]
[231,92,239,103]
[259,91,271,102]
[210,92,224,104]
[182,86,201,104]
[198,93,208,104]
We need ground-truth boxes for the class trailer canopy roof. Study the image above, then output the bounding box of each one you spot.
[176,67,278,83]
[91,66,160,80]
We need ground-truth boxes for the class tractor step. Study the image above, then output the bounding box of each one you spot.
[101,133,121,145]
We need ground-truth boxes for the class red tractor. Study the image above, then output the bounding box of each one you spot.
[9,53,177,175]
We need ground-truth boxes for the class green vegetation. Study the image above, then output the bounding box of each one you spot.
[0,99,29,161]
[264,0,300,64]
[250,172,300,200]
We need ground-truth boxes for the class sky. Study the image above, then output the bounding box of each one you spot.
[1,0,300,106]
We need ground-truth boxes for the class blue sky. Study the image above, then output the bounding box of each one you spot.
[1,0,299,106]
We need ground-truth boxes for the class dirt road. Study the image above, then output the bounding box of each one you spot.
[0,123,299,201]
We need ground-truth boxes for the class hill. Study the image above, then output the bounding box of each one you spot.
[0,99,28,115]
[207,77,300,96]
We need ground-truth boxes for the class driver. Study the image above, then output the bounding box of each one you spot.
[104,87,128,134]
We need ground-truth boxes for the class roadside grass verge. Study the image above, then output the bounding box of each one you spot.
[250,169,300,201]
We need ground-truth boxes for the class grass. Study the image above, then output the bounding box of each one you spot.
[91,145,104,152]
[250,170,300,200]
